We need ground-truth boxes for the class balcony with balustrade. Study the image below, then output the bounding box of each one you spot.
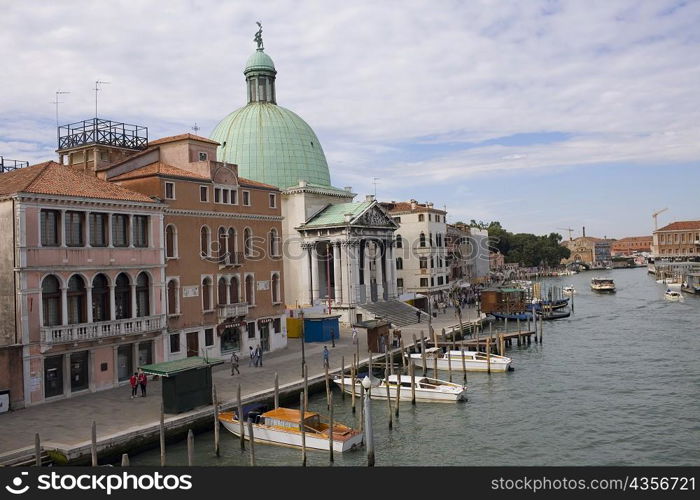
[41,315,165,345]
[217,302,249,322]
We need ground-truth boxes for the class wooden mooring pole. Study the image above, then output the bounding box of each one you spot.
[121,453,129,467]
[385,369,393,430]
[420,335,427,376]
[238,385,245,450]
[341,356,345,400]
[300,392,307,467]
[274,372,279,409]
[324,364,331,410]
[213,385,220,456]
[34,433,41,467]
[187,429,194,466]
[304,364,309,410]
[461,347,467,385]
[486,338,491,374]
[160,403,166,466]
[351,356,356,414]
[329,391,334,463]
[247,421,256,466]
[410,361,416,405]
[91,421,98,467]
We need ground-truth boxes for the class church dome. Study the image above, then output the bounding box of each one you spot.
[210,43,331,190]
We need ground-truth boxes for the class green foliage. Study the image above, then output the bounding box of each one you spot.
[478,221,570,267]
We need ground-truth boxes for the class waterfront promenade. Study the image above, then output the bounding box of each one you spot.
[0,307,478,463]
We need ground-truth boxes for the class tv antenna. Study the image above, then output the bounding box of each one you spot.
[94,80,110,117]
[51,90,70,127]
[372,177,379,198]
[192,123,201,134]
[557,227,575,240]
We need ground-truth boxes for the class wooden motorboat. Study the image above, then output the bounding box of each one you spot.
[408,347,513,372]
[563,286,576,295]
[218,407,363,452]
[333,374,467,403]
[536,309,571,320]
[664,289,684,302]
[591,277,615,292]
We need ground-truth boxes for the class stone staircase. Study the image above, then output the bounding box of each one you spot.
[356,300,430,328]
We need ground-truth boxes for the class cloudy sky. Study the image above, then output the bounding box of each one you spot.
[1,0,698,238]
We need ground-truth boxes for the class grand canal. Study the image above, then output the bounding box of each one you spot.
[131,268,700,466]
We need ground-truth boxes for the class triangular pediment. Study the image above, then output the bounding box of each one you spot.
[352,204,398,228]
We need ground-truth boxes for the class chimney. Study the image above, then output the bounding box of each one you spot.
[299,180,307,187]
[582,226,586,237]
[344,213,353,223]
[344,186,352,192]
[410,199,417,210]
[427,202,434,208]
[365,194,375,202]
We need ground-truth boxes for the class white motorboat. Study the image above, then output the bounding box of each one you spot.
[563,286,576,295]
[664,290,684,302]
[591,277,615,292]
[218,407,363,452]
[408,347,513,372]
[333,374,467,403]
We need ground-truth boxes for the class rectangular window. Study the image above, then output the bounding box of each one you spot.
[273,318,281,334]
[419,257,428,269]
[247,322,256,339]
[132,215,148,247]
[420,278,428,287]
[269,193,276,208]
[231,190,238,204]
[169,333,181,353]
[397,278,404,288]
[243,191,250,206]
[40,209,60,246]
[214,188,221,203]
[64,211,84,247]
[200,186,209,202]
[205,328,214,347]
[222,190,229,204]
[112,214,129,247]
[89,212,107,247]
[165,182,175,199]
[199,152,208,161]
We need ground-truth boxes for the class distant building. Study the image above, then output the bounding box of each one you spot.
[652,220,700,260]
[610,236,652,256]
[561,236,614,266]
[490,251,505,270]
[445,223,490,283]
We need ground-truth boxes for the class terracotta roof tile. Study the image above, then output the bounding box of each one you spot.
[110,162,211,182]
[656,220,700,232]
[380,200,446,214]
[238,177,280,190]
[0,161,156,203]
[149,133,220,146]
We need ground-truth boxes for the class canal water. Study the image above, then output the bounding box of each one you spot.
[131,268,700,466]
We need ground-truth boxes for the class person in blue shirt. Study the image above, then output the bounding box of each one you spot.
[322,346,329,368]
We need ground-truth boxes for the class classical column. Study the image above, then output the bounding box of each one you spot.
[384,241,395,299]
[310,242,320,304]
[375,242,384,301]
[109,284,117,321]
[61,286,68,326]
[299,243,312,306]
[363,240,372,303]
[333,242,343,304]
[131,284,138,318]
[348,241,361,304]
[86,286,93,324]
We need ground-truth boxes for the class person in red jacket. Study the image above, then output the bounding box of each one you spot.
[129,372,138,399]
[137,369,148,398]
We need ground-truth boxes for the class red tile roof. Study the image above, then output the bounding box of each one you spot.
[613,236,652,242]
[149,133,220,146]
[0,161,156,203]
[656,220,700,232]
[238,177,280,190]
[380,201,446,214]
[110,162,210,182]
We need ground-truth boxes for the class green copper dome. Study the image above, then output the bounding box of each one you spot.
[210,46,331,190]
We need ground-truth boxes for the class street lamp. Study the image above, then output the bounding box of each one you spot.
[361,376,374,466]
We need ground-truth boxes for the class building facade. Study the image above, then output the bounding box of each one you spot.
[611,236,652,256]
[561,236,613,266]
[381,200,450,297]
[105,135,287,360]
[0,161,166,408]
[652,221,700,260]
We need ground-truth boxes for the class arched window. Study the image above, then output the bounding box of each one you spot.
[419,232,426,247]
[202,277,212,311]
[167,280,178,315]
[395,234,403,248]
[245,275,255,305]
[244,228,253,257]
[418,214,424,222]
[230,276,239,303]
[115,273,131,320]
[92,274,110,322]
[218,227,227,262]
[42,275,62,326]
[227,228,237,263]
[271,273,280,303]
[67,275,87,324]
[269,228,279,257]
[136,273,150,317]
[218,277,227,306]
[200,226,210,257]
[396,257,403,270]
[165,225,177,258]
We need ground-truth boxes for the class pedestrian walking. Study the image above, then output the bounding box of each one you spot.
[137,369,148,397]
[248,346,255,367]
[352,327,358,345]
[255,344,263,367]
[129,372,138,399]
[230,351,240,375]
[416,309,421,323]
[322,346,330,368]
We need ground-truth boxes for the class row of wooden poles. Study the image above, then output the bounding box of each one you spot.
[31,320,541,467]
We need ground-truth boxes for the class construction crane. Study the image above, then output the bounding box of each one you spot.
[652,208,668,230]
[557,227,574,241]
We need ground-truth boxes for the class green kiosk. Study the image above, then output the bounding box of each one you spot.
[140,357,224,414]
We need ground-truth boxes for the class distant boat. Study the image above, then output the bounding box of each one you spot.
[664,290,684,302]
[536,309,571,320]
[489,311,532,321]
[591,277,615,292]
[563,286,576,295]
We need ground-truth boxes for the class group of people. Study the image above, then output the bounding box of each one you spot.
[229,344,265,376]
[129,370,148,398]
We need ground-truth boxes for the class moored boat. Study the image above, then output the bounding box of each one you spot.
[591,277,615,292]
[218,407,363,452]
[664,289,684,302]
[536,309,571,320]
[333,374,467,402]
[563,286,576,295]
[408,347,513,372]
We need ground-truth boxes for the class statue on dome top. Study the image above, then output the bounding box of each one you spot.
[254,21,264,50]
